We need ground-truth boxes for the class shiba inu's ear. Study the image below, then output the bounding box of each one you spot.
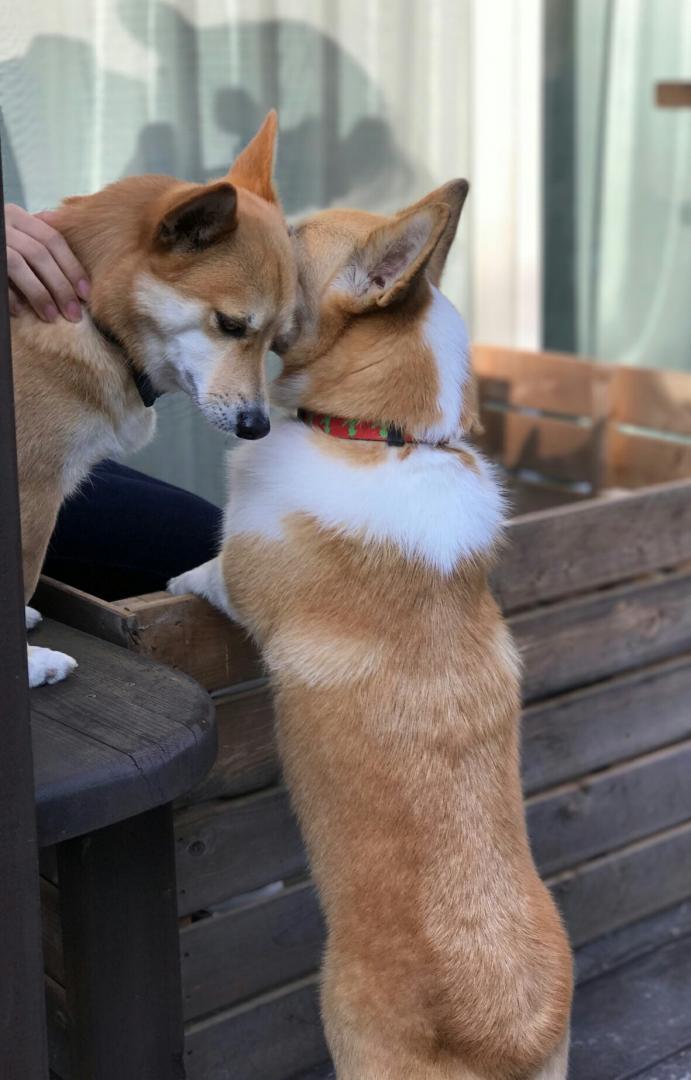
[154,181,238,250]
[403,179,469,286]
[339,203,450,311]
[228,110,279,204]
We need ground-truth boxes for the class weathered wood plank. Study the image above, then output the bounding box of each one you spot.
[512,568,691,701]
[176,742,691,923]
[184,653,691,809]
[34,577,130,649]
[607,429,691,488]
[473,344,600,417]
[180,881,323,1021]
[179,683,279,807]
[184,976,326,1080]
[112,592,263,691]
[478,408,598,484]
[549,819,691,946]
[612,364,691,437]
[576,899,691,986]
[522,653,691,793]
[570,931,691,1080]
[494,478,691,612]
[527,739,691,875]
[175,787,304,917]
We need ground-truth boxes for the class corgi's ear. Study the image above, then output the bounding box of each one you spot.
[227,110,279,204]
[337,203,450,312]
[154,182,238,250]
[403,179,469,286]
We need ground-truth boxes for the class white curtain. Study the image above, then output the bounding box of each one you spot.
[0,0,472,502]
[576,0,691,370]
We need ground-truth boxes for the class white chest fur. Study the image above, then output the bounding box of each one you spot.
[224,418,504,573]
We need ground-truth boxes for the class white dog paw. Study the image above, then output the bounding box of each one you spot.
[25,606,43,631]
[28,645,78,688]
[167,570,195,597]
[168,559,240,622]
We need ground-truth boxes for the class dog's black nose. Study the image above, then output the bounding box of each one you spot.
[235,408,271,440]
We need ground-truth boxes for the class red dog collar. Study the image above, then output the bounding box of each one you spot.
[298,408,414,446]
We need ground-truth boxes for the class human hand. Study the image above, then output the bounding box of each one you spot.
[4,203,90,321]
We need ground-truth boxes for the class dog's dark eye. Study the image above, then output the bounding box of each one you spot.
[216,311,247,337]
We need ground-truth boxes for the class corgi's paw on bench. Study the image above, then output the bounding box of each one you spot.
[167,558,240,622]
[28,645,78,688]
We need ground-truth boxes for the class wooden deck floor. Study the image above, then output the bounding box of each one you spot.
[295,899,691,1080]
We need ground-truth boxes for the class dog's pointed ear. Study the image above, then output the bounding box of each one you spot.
[403,180,469,286]
[227,110,279,204]
[154,181,238,251]
[335,203,450,312]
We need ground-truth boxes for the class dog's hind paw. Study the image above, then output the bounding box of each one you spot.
[28,645,78,687]
[25,606,43,631]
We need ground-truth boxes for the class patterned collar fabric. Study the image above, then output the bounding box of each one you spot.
[297,408,414,446]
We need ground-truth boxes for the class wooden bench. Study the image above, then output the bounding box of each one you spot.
[32,619,215,1080]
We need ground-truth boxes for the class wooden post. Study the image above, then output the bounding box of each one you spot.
[58,807,186,1080]
[0,127,49,1077]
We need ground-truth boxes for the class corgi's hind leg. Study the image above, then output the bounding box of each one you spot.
[167,556,239,621]
[531,1029,570,1080]
[28,644,77,687]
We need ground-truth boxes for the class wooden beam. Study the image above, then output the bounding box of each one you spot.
[656,82,691,108]
[0,127,49,1078]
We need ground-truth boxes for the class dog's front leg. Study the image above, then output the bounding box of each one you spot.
[167,556,241,623]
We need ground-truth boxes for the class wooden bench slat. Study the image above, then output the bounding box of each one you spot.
[513,568,691,702]
[175,787,303,918]
[527,739,691,875]
[549,819,691,946]
[175,742,691,919]
[575,898,691,987]
[523,653,691,793]
[495,478,691,612]
[184,976,326,1080]
[179,684,279,807]
[180,881,323,1021]
[180,652,691,808]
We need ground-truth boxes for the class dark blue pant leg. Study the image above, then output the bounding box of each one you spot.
[43,461,223,600]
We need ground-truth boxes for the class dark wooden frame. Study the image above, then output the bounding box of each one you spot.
[0,127,50,1078]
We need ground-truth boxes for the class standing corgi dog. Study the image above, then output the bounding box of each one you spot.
[13,112,296,687]
[170,181,573,1078]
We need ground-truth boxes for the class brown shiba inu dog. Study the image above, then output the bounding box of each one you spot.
[13,112,296,687]
[170,182,573,1078]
